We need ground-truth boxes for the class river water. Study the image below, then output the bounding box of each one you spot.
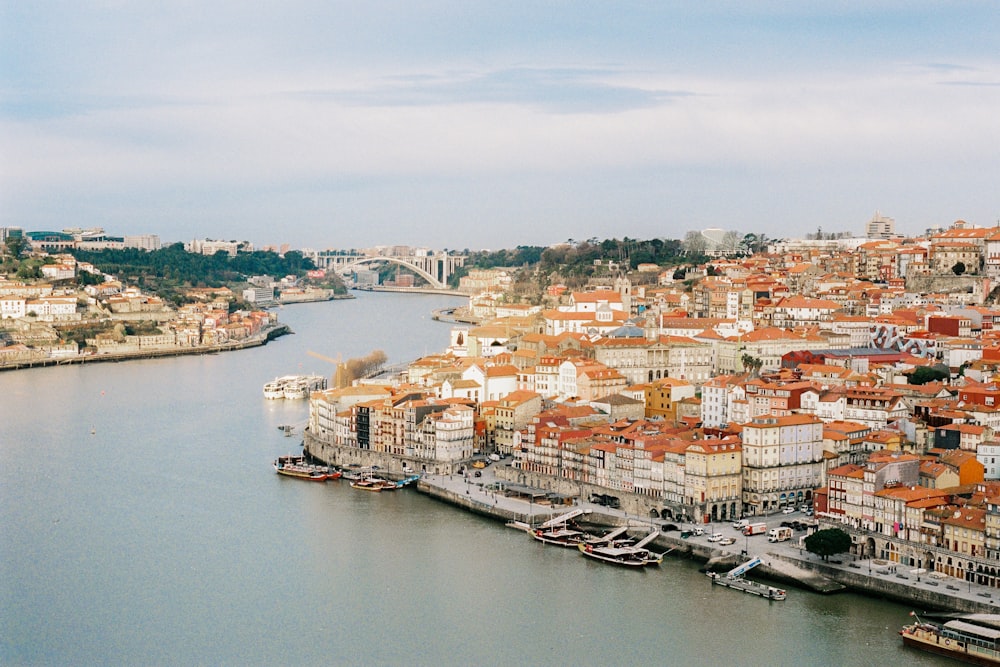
[1,292,949,666]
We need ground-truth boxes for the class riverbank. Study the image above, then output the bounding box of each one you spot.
[431,306,480,325]
[276,291,354,305]
[409,461,1000,613]
[0,323,292,371]
[354,285,467,297]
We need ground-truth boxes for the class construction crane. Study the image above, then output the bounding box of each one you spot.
[307,350,348,389]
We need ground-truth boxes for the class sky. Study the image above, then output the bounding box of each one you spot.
[1,2,998,251]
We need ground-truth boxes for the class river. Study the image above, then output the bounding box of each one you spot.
[0,292,949,665]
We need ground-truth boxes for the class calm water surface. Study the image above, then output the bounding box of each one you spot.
[1,293,949,665]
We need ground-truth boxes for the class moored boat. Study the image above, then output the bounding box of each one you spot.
[273,455,342,482]
[577,528,664,567]
[530,509,595,547]
[263,376,295,399]
[533,527,591,547]
[578,542,663,567]
[349,476,398,492]
[900,612,1000,665]
[263,374,328,400]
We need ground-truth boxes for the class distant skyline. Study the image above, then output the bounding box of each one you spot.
[2,3,998,251]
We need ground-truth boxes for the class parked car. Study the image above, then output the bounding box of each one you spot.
[782,507,795,514]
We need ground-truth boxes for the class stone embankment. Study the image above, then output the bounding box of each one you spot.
[302,448,1000,612]
[408,467,999,611]
[0,323,291,371]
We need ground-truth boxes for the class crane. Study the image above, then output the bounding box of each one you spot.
[306,350,348,389]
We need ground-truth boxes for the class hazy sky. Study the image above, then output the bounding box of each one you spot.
[2,2,998,251]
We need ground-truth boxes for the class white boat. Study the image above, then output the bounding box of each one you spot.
[262,374,328,399]
[283,380,308,399]
[263,375,298,399]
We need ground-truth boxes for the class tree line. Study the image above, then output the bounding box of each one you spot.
[70,244,317,287]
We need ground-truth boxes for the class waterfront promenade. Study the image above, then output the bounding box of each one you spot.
[418,459,1000,613]
[0,322,291,371]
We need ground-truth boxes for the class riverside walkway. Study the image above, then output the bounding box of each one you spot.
[417,459,1000,613]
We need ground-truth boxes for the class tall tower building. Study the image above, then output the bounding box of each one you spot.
[866,211,896,239]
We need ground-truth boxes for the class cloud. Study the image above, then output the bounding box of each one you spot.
[286,66,695,114]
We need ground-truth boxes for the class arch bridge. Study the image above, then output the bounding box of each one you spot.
[311,250,466,289]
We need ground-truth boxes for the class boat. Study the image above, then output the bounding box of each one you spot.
[900,612,1000,665]
[273,455,342,481]
[263,374,328,400]
[534,527,592,547]
[349,476,399,492]
[263,376,294,399]
[577,529,664,567]
[706,557,787,601]
[583,525,633,546]
[531,509,596,548]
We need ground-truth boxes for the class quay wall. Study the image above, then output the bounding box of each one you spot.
[297,451,991,610]
[417,481,523,523]
[494,467,668,519]
[772,554,999,614]
[303,433,466,476]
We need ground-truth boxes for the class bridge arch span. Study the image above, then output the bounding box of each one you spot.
[337,257,444,289]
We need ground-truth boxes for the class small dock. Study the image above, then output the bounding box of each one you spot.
[709,572,786,600]
[706,556,787,600]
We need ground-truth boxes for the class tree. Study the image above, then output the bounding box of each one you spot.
[741,353,763,377]
[953,261,966,276]
[719,230,743,255]
[740,233,771,255]
[3,235,27,259]
[804,528,852,561]
[682,230,708,256]
[909,366,949,385]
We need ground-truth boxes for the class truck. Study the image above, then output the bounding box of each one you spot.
[768,527,793,542]
[742,522,767,536]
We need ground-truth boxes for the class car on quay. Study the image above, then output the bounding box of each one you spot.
[707,532,724,542]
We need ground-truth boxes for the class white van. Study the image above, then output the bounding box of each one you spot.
[732,519,749,530]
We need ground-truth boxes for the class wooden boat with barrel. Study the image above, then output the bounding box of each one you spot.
[577,529,664,567]
[273,455,342,481]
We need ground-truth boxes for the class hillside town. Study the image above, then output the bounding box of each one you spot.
[9,216,1000,592]
[304,215,1000,593]
[0,231,336,366]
